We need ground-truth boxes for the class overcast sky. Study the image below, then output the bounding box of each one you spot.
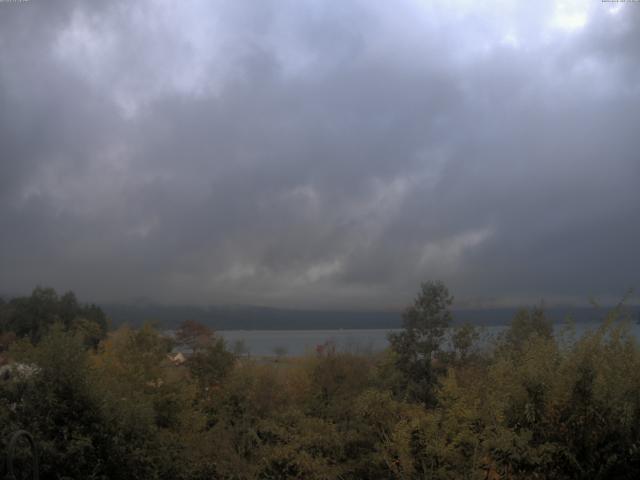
[0,0,638,309]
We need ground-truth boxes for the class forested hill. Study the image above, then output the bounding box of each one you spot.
[102,303,640,330]
[103,304,401,330]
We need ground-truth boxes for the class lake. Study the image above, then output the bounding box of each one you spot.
[216,321,640,356]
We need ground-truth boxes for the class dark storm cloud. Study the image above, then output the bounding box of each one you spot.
[0,0,638,308]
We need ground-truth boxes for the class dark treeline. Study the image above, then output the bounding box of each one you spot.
[0,286,108,346]
[0,283,640,479]
[101,302,639,330]
[104,303,403,330]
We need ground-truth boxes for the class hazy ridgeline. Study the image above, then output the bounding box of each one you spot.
[1,285,640,479]
[102,302,639,331]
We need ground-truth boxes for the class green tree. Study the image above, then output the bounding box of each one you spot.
[4,325,117,478]
[451,322,480,364]
[0,287,108,345]
[92,323,199,478]
[502,306,553,352]
[188,338,236,396]
[389,280,453,406]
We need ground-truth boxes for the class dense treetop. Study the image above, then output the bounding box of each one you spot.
[0,287,108,347]
[0,284,639,479]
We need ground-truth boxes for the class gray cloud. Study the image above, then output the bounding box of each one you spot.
[0,0,638,308]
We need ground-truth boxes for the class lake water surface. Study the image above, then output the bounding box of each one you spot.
[217,322,640,356]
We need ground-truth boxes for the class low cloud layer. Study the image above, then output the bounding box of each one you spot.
[1,0,638,308]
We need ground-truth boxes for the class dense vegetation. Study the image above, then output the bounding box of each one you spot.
[1,284,639,479]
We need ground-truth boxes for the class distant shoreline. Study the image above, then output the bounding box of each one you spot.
[104,304,640,330]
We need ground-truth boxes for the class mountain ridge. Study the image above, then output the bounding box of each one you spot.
[102,303,640,330]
